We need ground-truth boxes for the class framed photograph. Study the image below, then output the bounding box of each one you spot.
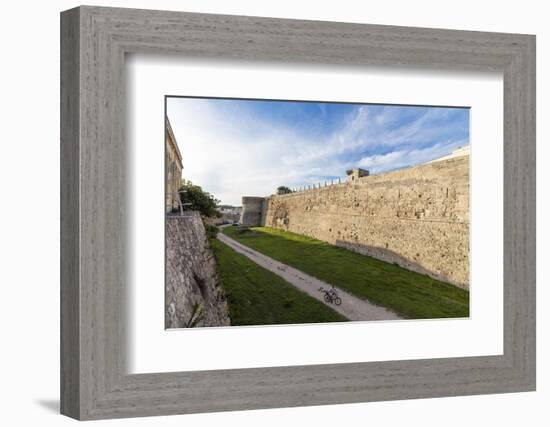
[164,97,470,330]
[61,6,535,420]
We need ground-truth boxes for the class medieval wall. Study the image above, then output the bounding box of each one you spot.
[166,117,183,213]
[240,196,266,226]
[263,155,470,288]
[165,212,230,328]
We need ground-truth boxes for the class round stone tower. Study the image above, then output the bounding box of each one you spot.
[240,196,266,226]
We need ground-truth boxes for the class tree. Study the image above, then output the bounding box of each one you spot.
[276,186,293,195]
[177,180,221,218]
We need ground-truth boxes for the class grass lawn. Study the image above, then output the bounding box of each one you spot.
[210,238,347,326]
[222,226,469,319]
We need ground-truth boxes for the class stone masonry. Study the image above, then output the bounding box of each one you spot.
[240,196,267,226]
[165,212,230,328]
[166,117,183,213]
[242,153,470,289]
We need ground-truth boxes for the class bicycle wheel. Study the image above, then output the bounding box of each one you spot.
[324,294,332,303]
[334,297,342,306]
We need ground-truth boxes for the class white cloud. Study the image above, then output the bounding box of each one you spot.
[356,140,468,174]
[167,98,468,206]
[167,98,318,205]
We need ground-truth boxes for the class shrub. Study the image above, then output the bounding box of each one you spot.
[178,180,221,218]
[276,186,293,195]
[205,224,219,239]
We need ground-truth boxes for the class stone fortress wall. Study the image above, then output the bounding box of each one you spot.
[240,196,268,226]
[166,117,183,213]
[166,212,230,328]
[241,152,470,289]
[165,117,230,328]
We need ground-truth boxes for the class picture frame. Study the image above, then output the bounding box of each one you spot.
[60,5,536,420]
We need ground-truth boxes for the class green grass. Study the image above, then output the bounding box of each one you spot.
[222,227,469,319]
[210,238,347,326]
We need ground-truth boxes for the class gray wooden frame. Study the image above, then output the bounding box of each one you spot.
[60,5,536,420]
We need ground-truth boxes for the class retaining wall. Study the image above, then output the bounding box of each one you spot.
[165,212,230,328]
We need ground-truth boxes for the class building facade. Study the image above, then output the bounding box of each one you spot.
[166,117,183,213]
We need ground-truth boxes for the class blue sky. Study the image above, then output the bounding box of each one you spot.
[167,97,469,206]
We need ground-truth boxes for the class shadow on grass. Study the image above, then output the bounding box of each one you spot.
[335,239,457,286]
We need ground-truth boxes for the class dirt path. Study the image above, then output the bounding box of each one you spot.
[216,232,402,321]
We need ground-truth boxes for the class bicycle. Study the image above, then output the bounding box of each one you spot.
[318,286,342,306]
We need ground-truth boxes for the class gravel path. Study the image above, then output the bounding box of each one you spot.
[216,232,402,322]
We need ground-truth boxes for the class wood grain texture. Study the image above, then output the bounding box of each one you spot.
[60,7,80,419]
[60,6,536,420]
